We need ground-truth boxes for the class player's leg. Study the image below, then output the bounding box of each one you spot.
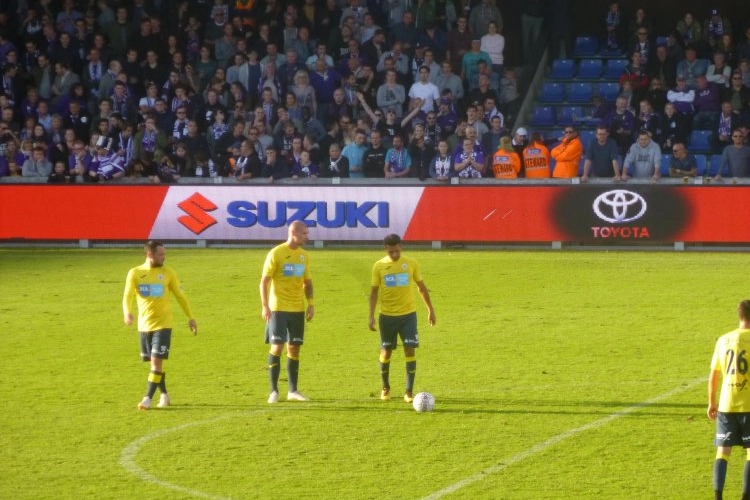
[714,446,731,500]
[400,313,419,403]
[138,330,171,409]
[266,314,285,403]
[379,314,398,400]
[714,413,738,500]
[285,313,307,400]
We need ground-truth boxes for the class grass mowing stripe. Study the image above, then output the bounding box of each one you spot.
[419,376,707,500]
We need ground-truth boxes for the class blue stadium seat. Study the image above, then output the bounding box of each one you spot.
[576,59,603,79]
[604,59,628,80]
[661,154,672,176]
[708,154,730,177]
[688,130,712,153]
[556,106,583,126]
[578,157,586,176]
[578,130,595,148]
[695,154,708,176]
[551,59,576,80]
[574,36,599,57]
[530,106,556,127]
[597,82,620,102]
[568,83,594,103]
[539,82,566,103]
[655,36,668,47]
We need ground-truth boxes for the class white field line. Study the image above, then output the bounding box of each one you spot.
[419,377,707,500]
[120,413,244,500]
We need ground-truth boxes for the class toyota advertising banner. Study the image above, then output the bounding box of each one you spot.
[1,184,748,244]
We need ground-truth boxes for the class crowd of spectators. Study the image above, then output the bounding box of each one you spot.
[0,0,548,183]
[564,3,750,181]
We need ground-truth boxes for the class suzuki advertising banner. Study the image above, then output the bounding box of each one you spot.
[1,184,748,243]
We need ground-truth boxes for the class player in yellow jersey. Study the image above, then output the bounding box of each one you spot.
[708,300,750,500]
[123,241,198,410]
[368,234,436,403]
[260,221,314,404]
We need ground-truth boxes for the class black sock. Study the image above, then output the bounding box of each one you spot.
[287,355,299,393]
[379,355,390,389]
[146,370,163,399]
[405,357,416,393]
[268,353,281,393]
[714,457,728,498]
[158,371,167,394]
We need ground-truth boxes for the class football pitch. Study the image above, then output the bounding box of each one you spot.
[1,247,748,499]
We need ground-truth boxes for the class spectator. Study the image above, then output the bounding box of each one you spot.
[452,136,484,178]
[231,139,262,181]
[676,13,702,48]
[722,72,750,115]
[341,128,368,178]
[707,51,732,88]
[604,1,624,52]
[648,44,677,89]
[676,45,708,90]
[469,0,502,39]
[321,142,350,178]
[659,102,690,153]
[668,142,698,178]
[551,126,583,178]
[362,129,387,177]
[490,135,520,179]
[520,131,551,179]
[667,76,696,117]
[630,26,653,67]
[407,123,434,179]
[582,126,620,182]
[88,136,126,181]
[604,96,636,155]
[446,16,472,73]
[642,78,667,115]
[703,8,731,53]
[620,51,650,104]
[21,145,52,177]
[709,101,742,154]
[436,61,464,102]
[739,27,750,64]
[635,99,660,140]
[428,138,454,180]
[480,21,505,79]
[715,131,750,180]
[461,39,491,92]
[408,66,440,113]
[623,130,661,181]
[692,75,722,130]
[261,146,291,181]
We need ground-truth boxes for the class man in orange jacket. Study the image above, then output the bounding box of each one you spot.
[522,132,551,178]
[551,126,584,178]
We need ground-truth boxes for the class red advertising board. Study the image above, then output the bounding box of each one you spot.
[1,184,749,243]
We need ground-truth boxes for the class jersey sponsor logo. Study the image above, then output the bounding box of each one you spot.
[226,201,389,228]
[283,263,305,277]
[177,192,219,235]
[384,272,409,287]
[138,283,164,297]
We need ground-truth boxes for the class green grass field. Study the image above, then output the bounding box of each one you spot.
[1,248,748,499]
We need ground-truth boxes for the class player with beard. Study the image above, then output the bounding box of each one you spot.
[123,241,198,410]
[369,234,436,403]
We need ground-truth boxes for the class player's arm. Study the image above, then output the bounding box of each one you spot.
[170,275,198,335]
[303,278,314,321]
[708,367,721,421]
[416,280,436,326]
[260,275,272,322]
[368,286,379,331]
[122,270,136,326]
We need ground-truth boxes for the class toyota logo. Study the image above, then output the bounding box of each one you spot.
[592,190,647,223]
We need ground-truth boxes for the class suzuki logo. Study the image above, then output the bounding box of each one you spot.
[177,193,218,234]
[592,190,647,224]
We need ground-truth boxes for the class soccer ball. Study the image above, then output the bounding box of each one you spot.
[412,392,435,412]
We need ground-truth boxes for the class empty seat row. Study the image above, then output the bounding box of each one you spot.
[539,81,620,103]
[573,36,626,58]
[551,58,628,80]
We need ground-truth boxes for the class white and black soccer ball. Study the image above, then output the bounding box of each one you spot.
[412,392,435,412]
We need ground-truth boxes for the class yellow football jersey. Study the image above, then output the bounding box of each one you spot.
[122,264,195,331]
[262,243,311,312]
[371,255,422,316]
[712,328,750,413]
